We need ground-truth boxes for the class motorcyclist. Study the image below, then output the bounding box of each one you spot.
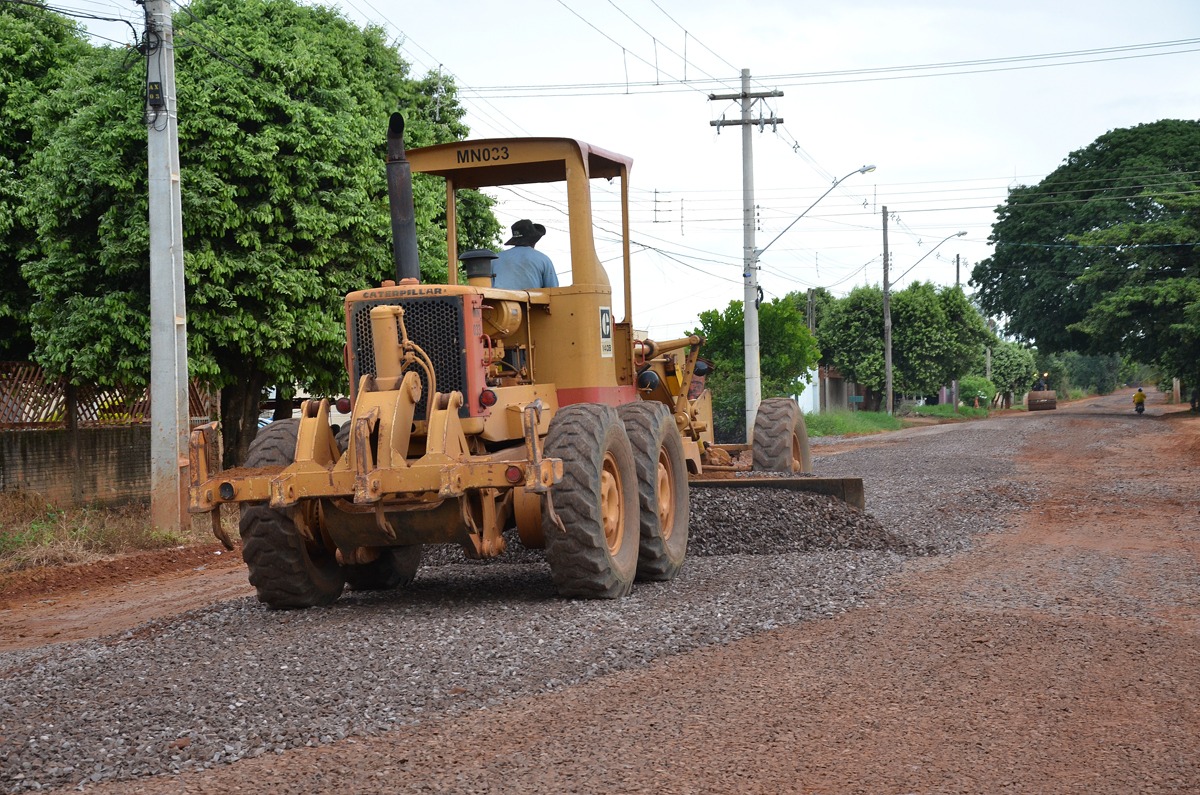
[1133,388,1146,411]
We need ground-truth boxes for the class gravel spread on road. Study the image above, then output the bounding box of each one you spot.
[0,418,1039,793]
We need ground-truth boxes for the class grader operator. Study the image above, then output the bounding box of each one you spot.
[188,114,863,609]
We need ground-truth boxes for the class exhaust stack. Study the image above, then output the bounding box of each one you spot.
[385,113,421,283]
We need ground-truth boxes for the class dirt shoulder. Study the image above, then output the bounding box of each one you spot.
[0,545,248,651]
[57,390,1200,794]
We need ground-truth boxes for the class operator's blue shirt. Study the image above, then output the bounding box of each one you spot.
[492,246,559,290]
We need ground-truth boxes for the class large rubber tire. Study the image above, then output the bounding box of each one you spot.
[541,404,640,598]
[618,402,689,582]
[240,419,346,609]
[344,546,422,591]
[752,398,813,474]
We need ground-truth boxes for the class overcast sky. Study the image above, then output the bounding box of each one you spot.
[85,0,1200,338]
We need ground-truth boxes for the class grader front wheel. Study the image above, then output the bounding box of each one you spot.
[239,419,346,609]
[541,404,640,598]
[752,398,813,474]
[618,402,689,581]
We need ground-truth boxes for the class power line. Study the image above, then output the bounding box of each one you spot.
[648,0,738,74]
[0,0,138,42]
[465,37,1200,97]
[552,0,704,95]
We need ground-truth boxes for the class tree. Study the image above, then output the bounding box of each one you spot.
[984,339,1037,401]
[817,285,885,396]
[693,297,819,443]
[1068,192,1200,389]
[1059,351,1121,395]
[888,283,986,396]
[818,283,989,403]
[20,0,499,464]
[0,5,89,359]
[971,120,1200,379]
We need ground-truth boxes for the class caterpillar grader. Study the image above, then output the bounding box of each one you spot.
[188,113,864,608]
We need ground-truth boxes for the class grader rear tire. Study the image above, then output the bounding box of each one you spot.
[542,404,640,598]
[618,402,689,582]
[344,546,422,591]
[240,419,345,609]
[752,398,813,474]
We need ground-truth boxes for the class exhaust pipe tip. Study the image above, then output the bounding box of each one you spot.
[387,113,405,156]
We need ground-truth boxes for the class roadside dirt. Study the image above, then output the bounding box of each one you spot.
[6,389,1199,793]
[0,545,248,651]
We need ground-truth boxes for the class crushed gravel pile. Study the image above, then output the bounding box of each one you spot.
[687,487,908,555]
[421,487,904,568]
[0,416,1042,794]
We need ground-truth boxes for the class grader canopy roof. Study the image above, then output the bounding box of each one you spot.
[406,138,632,189]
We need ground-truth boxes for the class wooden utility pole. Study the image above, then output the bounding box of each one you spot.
[709,70,782,440]
[144,0,189,531]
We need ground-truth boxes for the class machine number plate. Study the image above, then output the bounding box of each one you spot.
[599,307,613,358]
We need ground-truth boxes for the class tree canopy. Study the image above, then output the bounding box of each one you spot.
[971,120,1200,384]
[0,5,89,359]
[17,0,499,462]
[1068,192,1200,386]
[984,339,1037,397]
[692,295,820,443]
[818,282,990,402]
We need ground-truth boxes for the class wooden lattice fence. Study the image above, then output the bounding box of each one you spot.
[0,362,214,429]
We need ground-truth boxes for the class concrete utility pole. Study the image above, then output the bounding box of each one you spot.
[882,206,893,415]
[952,253,960,411]
[709,69,782,440]
[144,0,190,531]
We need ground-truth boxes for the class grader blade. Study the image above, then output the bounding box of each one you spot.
[687,474,866,512]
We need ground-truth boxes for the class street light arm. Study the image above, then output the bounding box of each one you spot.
[756,164,876,259]
[893,230,966,285]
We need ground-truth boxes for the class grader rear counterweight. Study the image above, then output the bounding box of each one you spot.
[188,113,864,608]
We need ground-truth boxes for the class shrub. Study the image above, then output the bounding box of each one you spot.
[958,375,996,407]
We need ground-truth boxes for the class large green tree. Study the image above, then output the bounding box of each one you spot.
[20,0,498,463]
[816,285,885,397]
[818,282,990,405]
[693,297,820,443]
[971,120,1200,380]
[983,339,1037,400]
[1068,192,1200,388]
[0,5,89,359]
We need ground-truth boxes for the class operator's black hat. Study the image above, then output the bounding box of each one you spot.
[505,219,546,246]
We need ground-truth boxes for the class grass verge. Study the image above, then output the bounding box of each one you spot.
[804,410,906,437]
[0,492,232,573]
[911,404,990,420]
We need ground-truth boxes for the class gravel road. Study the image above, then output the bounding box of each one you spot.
[3,394,1196,794]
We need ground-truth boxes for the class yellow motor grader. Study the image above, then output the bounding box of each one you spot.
[189,114,864,608]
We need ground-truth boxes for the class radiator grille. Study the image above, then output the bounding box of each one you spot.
[348,296,467,420]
